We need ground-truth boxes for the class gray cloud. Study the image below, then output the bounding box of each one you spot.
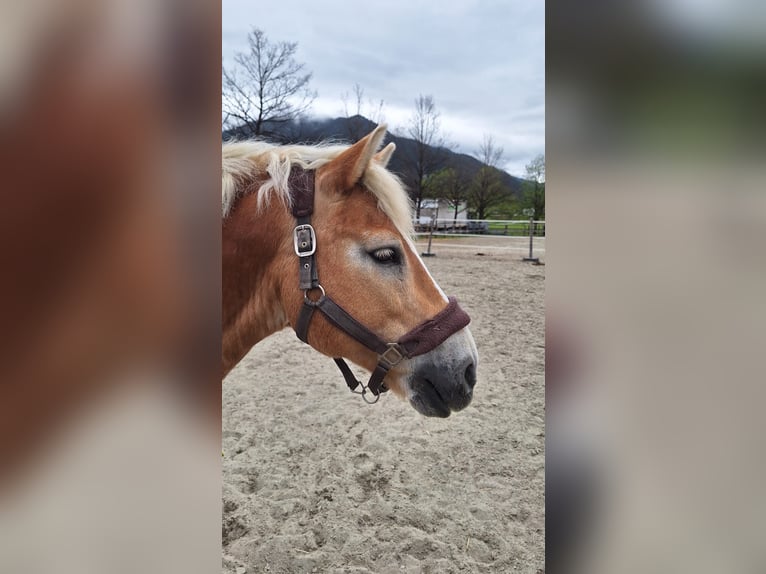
[222,0,544,177]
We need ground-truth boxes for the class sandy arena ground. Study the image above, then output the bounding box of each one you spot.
[223,240,545,573]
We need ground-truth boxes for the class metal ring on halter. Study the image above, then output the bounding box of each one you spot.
[361,388,380,404]
[352,382,381,404]
[303,284,325,304]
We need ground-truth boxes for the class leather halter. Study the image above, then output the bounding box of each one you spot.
[288,167,471,403]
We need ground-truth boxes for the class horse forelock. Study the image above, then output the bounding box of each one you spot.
[221,140,414,237]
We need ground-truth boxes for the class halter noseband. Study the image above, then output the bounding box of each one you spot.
[289,167,471,403]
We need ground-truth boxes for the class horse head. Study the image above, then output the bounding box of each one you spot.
[279,126,479,417]
[222,126,478,417]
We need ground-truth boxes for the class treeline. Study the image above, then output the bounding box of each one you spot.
[422,139,545,221]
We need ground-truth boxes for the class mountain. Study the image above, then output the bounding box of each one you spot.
[223,115,526,197]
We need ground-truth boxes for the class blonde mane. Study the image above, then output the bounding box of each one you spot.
[222,140,414,236]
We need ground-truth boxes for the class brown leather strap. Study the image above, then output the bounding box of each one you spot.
[333,358,388,396]
[397,297,471,356]
[333,357,361,391]
[295,301,315,344]
[290,167,319,291]
[289,169,315,218]
[297,249,318,291]
[315,296,392,356]
[300,293,470,362]
[367,363,390,395]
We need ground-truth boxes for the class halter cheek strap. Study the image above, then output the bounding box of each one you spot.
[288,167,471,403]
[290,169,319,291]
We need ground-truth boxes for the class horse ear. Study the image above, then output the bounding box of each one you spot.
[322,124,388,192]
[373,142,396,168]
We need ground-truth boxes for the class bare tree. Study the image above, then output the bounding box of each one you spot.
[341,83,385,143]
[404,95,452,218]
[477,134,505,168]
[469,134,510,219]
[522,153,545,222]
[222,28,316,138]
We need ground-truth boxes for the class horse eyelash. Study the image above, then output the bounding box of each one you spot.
[371,248,399,263]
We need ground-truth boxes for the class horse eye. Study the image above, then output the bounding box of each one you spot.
[370,247,400,265]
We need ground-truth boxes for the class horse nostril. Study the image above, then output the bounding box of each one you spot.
[464,361,477,390]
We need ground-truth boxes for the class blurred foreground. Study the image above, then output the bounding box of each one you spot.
[0,1,220,572]
[547,1,766,572]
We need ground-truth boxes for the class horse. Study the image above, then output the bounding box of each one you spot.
[222,125,479,417]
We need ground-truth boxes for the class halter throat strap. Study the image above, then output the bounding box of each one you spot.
[287,167,470,400]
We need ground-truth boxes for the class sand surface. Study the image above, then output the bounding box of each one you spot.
[223,243,545,573]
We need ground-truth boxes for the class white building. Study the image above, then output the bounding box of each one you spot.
[417,199,468,223]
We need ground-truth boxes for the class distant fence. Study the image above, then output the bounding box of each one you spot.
[413,219,546,237]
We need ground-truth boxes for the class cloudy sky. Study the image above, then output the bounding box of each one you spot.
[222,0,544,178]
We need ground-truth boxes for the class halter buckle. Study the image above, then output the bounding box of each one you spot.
[379,344,405,368]
[293,224,316,257]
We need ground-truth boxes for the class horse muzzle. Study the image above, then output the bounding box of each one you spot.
[407,327,479,418]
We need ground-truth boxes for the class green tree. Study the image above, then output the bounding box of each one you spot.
[468,135,511,219]
[427,167,471,223]
[490,193,521,220]
[522,153,545,221]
